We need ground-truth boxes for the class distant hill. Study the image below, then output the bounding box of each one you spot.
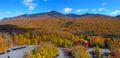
[2,11,117,20]
[66,13,81,18]
[116,15,120,18]
[2,11,67,20]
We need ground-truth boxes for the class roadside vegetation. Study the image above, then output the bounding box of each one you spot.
[26,42,59,58]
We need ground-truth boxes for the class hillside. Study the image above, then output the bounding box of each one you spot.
[0,11,120,38]
[0,11,120,58]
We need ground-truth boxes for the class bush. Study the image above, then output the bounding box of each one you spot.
[72,45,92,58]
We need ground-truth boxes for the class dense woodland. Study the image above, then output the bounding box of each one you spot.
[0,16,120,58]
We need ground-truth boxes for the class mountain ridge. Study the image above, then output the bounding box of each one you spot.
[1,10,119,20]
[116,15,120,18]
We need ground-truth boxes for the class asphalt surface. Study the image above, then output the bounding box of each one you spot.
[0,46,110,58]
[0,46,36,58]
[55,48,69,58]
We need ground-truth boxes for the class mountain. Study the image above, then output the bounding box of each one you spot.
[116,15,120,18]
[2,11,68,20]
[80,13,105,17]
[26,11,67,18]
[66,13,81,18]
[1,11,116,20]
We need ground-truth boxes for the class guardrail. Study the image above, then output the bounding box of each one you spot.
[0,46,26,55]
[12,46,26,51]
[0,51,5,55]
[0,45,38,58]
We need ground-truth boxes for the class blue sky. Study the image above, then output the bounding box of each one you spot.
[0,0,120,19]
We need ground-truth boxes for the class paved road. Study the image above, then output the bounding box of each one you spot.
[0,45,36,58]
[0,46,70,58]
[0,46,110,58]
[87,48,110,58]
[56,48,69,58]
[87,48,110,54]
[56,48,110,58]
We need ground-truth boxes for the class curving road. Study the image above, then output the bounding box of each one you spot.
[0,46,110,58]
[0,45,36,58]
[55,48,69,58]
[0,46,69,58]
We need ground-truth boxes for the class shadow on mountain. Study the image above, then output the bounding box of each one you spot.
[0,24,28,33]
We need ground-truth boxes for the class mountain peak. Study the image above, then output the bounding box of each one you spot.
[47,10,63,15]
[48,10,59,13]
[82,13,96,15]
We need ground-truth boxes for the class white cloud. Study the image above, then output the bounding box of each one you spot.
[76,9,88,12]
[6,11,11,15]
[16,9,24,15]
[109,10,120,15]
[63,8,72,13]
[29,4,36,10]
[48,10,52,12]
[23,0,37,10]
[98,8,105,11]
[16,11,23,15]
[91,9,96,11]
[102,2,107,6]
